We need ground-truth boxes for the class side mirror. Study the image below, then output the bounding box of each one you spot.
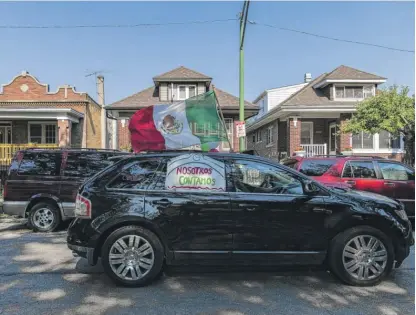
[304,180,320,194]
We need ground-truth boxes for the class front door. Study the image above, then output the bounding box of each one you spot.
[144,155,233,264]
[340,160,385,193]
[228,158,330,265]
[329,123,337,154]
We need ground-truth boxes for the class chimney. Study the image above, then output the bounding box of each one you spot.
[304,73,312,83]
[97,75,107,149]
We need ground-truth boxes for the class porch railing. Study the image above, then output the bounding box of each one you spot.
[301,143,327,157]
[0,144,59,165]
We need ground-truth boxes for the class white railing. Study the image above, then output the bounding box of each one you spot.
[301,143,327,157]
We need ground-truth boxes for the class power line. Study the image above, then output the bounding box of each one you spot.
[250,21,415,53]
[0,18,239,29]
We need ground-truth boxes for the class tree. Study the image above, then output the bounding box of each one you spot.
[342,86,415,166]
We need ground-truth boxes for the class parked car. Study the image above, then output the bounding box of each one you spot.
[3,148,130,232]
[67,151,413,287]
[281,156,415,222]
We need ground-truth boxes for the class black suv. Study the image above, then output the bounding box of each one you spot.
[4,148,129,232]
[67,151,413,287]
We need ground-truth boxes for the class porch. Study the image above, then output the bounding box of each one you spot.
[0,143,59,165]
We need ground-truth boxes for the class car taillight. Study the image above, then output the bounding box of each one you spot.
[75,194,92,218]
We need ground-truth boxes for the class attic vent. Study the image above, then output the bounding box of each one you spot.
[304,73,312,83]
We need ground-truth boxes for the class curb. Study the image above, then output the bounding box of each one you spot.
[0,222,28,232]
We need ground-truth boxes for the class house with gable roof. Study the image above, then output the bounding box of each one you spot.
[246,65,404,161]
[107,66,258,151]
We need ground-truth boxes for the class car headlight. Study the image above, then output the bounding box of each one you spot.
[395,208,408,221]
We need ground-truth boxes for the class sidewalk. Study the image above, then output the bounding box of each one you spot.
[0,213,28,232]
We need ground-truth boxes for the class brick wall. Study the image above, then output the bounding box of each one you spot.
[288,118,301,156]
[0,72,102,148]
[246,121,279,160]
[118,119,130,150]
[339,113,352,151]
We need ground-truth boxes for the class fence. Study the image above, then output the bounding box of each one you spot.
[0,144,59,165]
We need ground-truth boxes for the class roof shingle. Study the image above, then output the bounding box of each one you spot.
[325,65,386,80]
[153,66,212,81]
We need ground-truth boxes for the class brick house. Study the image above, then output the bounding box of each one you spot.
[246,65,404,161]
[0,71,103,162]
[107,66,258,151]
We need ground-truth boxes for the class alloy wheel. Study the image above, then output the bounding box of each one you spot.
[33,208,55,230]
[342,235,388,281]
[109,235,155,280]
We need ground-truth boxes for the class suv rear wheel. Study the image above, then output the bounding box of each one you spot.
[101,226,164,287]
[28,202,61,232]
[329,226,394,286]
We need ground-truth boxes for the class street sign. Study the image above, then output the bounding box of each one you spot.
[235,121,246,138]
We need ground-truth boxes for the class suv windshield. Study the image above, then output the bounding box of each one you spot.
[299,159,337,176]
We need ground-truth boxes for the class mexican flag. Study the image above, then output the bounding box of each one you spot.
[129,91,229,152]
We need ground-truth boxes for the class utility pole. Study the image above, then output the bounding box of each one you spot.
[239,0,250,152]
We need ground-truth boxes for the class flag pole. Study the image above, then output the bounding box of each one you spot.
[212,88,233,152]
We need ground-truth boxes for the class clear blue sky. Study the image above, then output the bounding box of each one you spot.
[0,1,414,105]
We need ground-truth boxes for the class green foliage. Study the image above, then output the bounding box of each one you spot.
[342,86,414,136]
[342,85,415,166]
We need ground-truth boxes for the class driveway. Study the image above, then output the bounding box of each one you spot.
[0,228,414,315]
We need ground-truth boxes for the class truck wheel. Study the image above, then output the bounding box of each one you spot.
[28,202,61,232]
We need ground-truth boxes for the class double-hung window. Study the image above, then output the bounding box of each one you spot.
[177,85,197,100]
[28,122,57,144]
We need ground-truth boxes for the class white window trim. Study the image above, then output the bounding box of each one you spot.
[300,121,314,145]
[266,126,274,147]
[177,85,197,101]
[351,132,404,154]
[333,84,375,102]
[221,118,233,150]
[28,122,58,144]
[255,130,262,143]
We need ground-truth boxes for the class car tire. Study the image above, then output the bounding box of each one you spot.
[328,225,394,286]
[28,202,61,232]
[101,226,164,287]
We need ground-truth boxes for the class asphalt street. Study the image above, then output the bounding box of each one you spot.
[0,226,414,315]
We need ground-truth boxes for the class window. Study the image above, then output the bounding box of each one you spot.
[255,130,262,143]
[252,134,255,143]
[107,160,164,190]
[342,161,377,179]
[301,122,313,144]
[378,162,414,181]
[231,160,304,195]
[177,85,197,100]
[299,159,337,177]
[18,152,59,176]
[266,127,273,146]
[352,131,374,149]
[222,118,233,149]
[379,130,400,149]
[335,85,374,100]
[62,152,115,178]
[29,123,57,144]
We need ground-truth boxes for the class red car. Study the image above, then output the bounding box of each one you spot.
[281,156,415,221]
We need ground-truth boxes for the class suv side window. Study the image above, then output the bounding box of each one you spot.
[107,159,163,190]
[281,159,299,170]
[342,161,377,179]
[18,152,60,176]
[62,152,113,178]
[299,159,337,176]
[378,162,415,181]
[230,159,304,195]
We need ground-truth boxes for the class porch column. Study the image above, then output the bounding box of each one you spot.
[58,119,71,147]
[339,113,352,151]
[288,117,301,156]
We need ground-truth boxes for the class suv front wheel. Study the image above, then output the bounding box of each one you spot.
[329,226,395,286]
[101,226,164,287]
[28,202,61,232]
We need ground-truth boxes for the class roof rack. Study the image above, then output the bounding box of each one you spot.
[308,155,384,159]
[25,147,123,152]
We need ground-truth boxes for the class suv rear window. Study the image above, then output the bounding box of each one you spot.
[62,152,116,178]
[18,152,60,176]
[298,159,337,176]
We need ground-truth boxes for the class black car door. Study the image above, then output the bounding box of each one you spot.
[228,158,330,265]
[144,154,233,264]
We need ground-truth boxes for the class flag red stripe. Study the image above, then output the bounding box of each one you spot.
[129,106,165,152]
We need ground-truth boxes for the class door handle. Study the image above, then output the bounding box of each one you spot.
[312,207,332,214]
[246,207,258,212]
[345,180,356,185]
[384,182,396,187]
[154,199,172,207]
[238,204,258,211]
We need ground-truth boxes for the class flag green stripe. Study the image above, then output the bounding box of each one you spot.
[185,91,229,146]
